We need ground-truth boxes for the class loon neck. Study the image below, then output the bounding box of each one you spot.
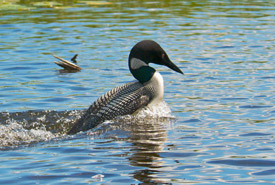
[145,71,164,105]
[131,66,156,84]
[129,58,156,84]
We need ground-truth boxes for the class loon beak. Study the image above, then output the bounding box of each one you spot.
[162,54,184,74]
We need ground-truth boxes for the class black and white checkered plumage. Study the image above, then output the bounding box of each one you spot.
[68,40,183,134]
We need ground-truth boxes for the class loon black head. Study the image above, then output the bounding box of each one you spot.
[128,40,183,83]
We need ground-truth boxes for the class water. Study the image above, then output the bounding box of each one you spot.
[0,0,274,184]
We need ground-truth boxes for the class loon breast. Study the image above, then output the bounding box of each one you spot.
[144,71,164,106]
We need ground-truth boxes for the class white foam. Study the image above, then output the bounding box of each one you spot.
[0,119,56,149]
[88,101,175,139]
[135,101,174,119]
[98,101,175,128]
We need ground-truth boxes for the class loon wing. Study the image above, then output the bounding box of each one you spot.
[89,81,143,114]
[68,82,152,134]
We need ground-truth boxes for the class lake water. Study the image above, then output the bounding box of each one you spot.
[0,0,274,184]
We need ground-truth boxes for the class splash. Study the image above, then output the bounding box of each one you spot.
[88,101,175,138]
[0,110,82,149]
[101,100,175,127]
[0,102,175,148]
[134,101,174,119]
[0,120,55,149]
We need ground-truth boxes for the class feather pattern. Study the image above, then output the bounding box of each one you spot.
[67,40,183,135]
[67,81,153,134]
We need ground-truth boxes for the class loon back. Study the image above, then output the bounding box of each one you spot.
[67,40,183,135]
[68,81,153,134]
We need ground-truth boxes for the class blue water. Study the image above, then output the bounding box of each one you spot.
[0,0,274,184]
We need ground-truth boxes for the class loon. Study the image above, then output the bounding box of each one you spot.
[68,40,183,135]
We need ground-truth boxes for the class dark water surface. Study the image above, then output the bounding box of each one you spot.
[0,0,274,184]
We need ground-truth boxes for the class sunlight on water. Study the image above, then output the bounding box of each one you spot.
[0,0,274,184]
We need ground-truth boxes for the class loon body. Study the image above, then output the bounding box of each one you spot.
[68,40,183,134]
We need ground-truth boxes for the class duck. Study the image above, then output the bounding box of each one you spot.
[68,40,183,134]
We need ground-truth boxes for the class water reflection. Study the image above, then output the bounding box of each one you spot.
[1,0,274,184]
[128,120,167,168]
[87,115,173,184]
[124,118,172,184]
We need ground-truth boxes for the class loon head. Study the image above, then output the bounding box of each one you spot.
[128,40,183,83]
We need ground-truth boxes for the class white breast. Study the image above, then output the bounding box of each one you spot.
[144,71,164,105]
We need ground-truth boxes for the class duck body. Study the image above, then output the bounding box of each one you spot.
[68,40,183,135]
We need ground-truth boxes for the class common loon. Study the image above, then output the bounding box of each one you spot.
[68,40,183,135]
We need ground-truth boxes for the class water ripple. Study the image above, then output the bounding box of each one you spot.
[208,159,275,167]
[0,0,274,184]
